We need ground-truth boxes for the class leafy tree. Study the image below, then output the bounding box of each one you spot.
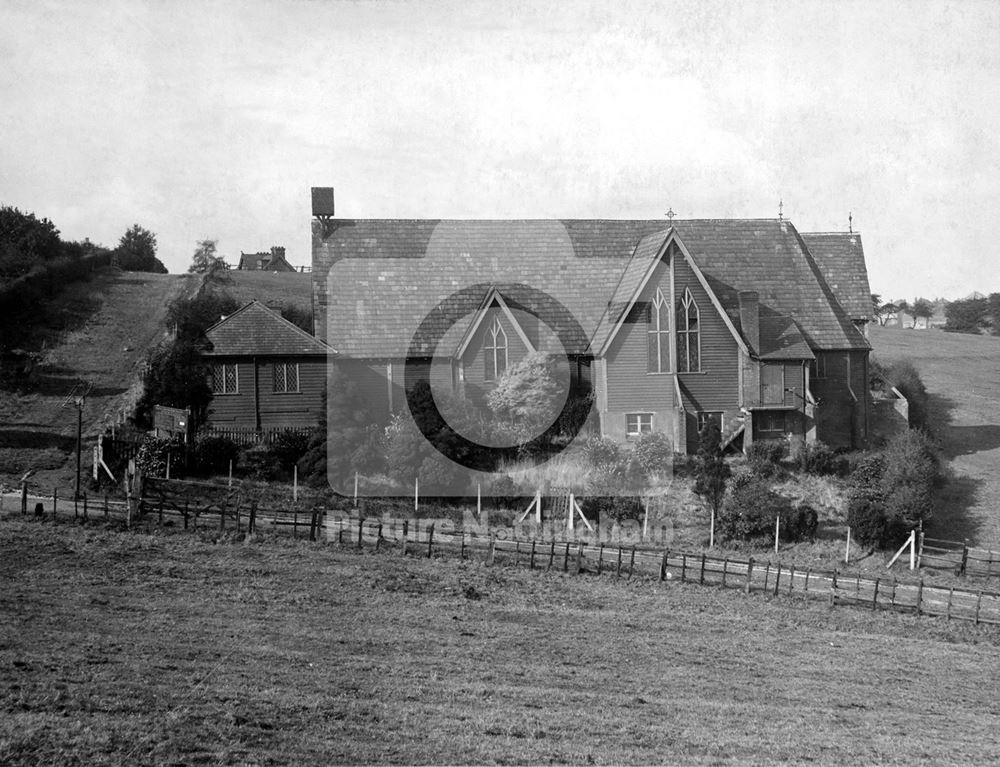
[693,420,730,546]
[166,290,239,343]
[875,300,899,326]
[115,224,167,273]
[188,239,226,275]
[910,297,935,328]
[0,206,63,279]
[486,351,564,437]
[944,296,988,334]
[870,293,881,318]
[135,340,212,428]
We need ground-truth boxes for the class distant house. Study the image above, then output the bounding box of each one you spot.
[312,216,874,452]
[202,301,334,430]
[237,246,296,272]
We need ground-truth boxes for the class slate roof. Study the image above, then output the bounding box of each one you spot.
[758,315,814,360]
[800,232,872,322]
[204,300,334,357]
[314,219,870,357]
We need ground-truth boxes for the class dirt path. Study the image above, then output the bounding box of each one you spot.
[0,269,197,490]
[870,326,1000,545]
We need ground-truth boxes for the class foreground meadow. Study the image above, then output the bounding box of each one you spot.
[3,516,1000,765]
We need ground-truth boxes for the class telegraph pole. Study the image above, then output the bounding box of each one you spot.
[63,382,92,500]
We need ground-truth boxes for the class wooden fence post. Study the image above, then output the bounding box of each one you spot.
[597,543,604,574]
[514,539,520,567]
[358,517,364,548]
[104,494,109,520]
[426,524,434,558]
[74,494,79,519]
[961,542,970,577]
[804,567,811,592]
[183,500,189,530]
[617,547,623,577]
[575,544,583,575]
[916,577,924,615]
[488,534,496,566]
[401,520,409,555]
[872,577,880,610]
[745,557,754,594]
[788,564,795,594]
[460,531,465,559]
[845,526,851,563]
[53,487,58,522]
[722,558,728,587]
[309,509,319,542]
[529,540,536,569]
[548,540,555,570]
[975,590,983,625]
[21,482,27,514]
[563,542,570,572]
[680,554,687,582]
[946,586,954,620]
[763,562,770,592]
[830,569,838,606]
[773,563,781,596]
[699,553,706,585]
[629,547,636,578]
[82,494,88,521]
[660,550,668,581]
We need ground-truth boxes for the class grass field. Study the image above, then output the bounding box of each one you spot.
[869,326,1000,545]
[3,515,1000,766]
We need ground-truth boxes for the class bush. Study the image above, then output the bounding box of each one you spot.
[782,505,819,542]
[717,475,794,543]
[631,432,673,477]
[873,358,930,430]
[192,435,240,476]
[797,441,841,475]
[747,439,785,466]
[584,436,622,470]
[269,430,311,475]
[134,436,184,477]
[846,430,941,548]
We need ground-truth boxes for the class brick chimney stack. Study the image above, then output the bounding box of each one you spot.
[738,291,760,353]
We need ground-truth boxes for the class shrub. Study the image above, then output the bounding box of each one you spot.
[717,475,794,543]
[747,439,785,466]
[845,430,941,548]
[584,436,622,470]
[192,435,240,476]
[269,430,311,475]
[134,435,183,477]
[874,358,930,430]
[632,432,673,477]
[782,505,819,542]
[797,441,840,475]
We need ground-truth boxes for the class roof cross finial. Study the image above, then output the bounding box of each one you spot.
[848,211,853,233]
[665,207,676,222]
[778,198,783,221]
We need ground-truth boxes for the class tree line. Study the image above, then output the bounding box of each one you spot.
[871,292,1000,334]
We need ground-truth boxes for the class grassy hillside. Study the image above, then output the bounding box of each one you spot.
[2,517,999,766]
[0,268,196,489]
[870,326,1000,544]
[220,270,312,315]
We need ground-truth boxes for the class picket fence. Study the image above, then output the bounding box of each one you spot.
[325,515,1000,626]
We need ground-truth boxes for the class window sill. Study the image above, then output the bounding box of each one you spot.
[213,392,241,396]
[678,371,706,376]
[273,391,302,395]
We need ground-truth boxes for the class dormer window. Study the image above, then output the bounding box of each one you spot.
[677,288,700,372]
[484,317,507,381]
[647,288,670,373]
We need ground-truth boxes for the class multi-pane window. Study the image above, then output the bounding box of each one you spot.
[647,288,670,373]
[677,288,700,372]
[211,363,238,394]
[626,413,653,436]
[484,317,508,381]
[273,362,299,393]
[697,411,723,433]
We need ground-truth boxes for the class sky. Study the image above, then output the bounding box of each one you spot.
[1,0,998,300]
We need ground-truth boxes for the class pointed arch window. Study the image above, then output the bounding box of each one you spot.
[647,288,671,373]
[484,317,508,381]
[676,288,700,372]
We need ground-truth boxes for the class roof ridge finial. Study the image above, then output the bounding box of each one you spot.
[778,198,783,221]
[665,207,676,222]
[848,211,853,233]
